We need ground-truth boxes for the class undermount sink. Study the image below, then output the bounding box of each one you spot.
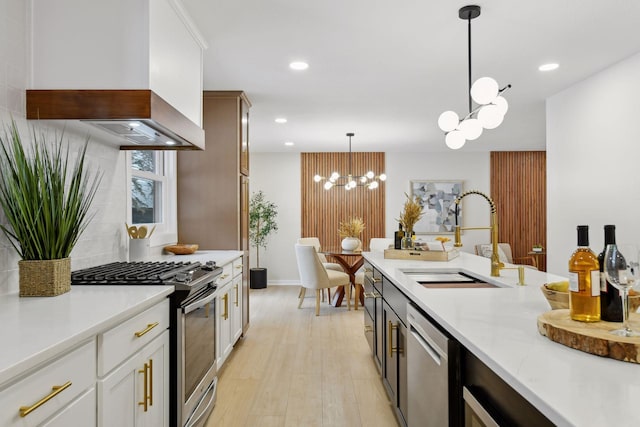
[400,269,500,289]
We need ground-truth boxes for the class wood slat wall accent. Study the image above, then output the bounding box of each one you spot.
[301,153,385,251]
[490,151,547,271]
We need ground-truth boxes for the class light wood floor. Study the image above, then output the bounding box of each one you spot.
[206,285,399,427]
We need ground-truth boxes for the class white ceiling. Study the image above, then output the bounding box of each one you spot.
[182,0,640,153]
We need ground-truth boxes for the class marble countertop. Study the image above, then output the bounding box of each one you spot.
[0,250,242,387]
[363,251,639,427]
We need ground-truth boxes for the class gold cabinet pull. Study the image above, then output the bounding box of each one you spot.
[222,293,229,320]
[134,322,159,338]
[220,274,230,280]
[235,264,243,269]
[19,381,72,417]
[149,358,153,406]
[364,325,373,332]
[388,321,399,358]
[373,277,382,283]
[138,360,153,412]
[234,284,239,307]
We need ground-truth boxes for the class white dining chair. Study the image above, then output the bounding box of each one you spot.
[295,244,351,315]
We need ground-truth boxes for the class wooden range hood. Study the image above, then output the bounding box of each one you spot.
[26,90,205,151]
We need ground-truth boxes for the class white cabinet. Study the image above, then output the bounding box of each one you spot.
[0,339,96,427]
[31,0,207,126]
[98,330,169,427]
[216,255,244,368]
[231,258,244,344]
[98,299,170,427]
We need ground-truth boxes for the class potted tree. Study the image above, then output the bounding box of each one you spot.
[0,120,101,296]
[249,191,278,289]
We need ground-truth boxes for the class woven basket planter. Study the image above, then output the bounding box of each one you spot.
[19,258,71,297]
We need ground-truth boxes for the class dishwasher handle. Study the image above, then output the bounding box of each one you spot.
[409,324,444,366]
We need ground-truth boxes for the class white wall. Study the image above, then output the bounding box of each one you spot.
[0,0,127,295]
[547,52,640,275]
[250,151,491,284]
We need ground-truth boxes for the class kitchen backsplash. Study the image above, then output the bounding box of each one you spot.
[0,0,126,294]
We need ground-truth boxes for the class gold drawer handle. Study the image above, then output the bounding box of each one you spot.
[364,325,373,332]
[388,321,400,358]
[373,277,382,283]
[134,322,159,338]
[19,381,72,417]
[222,293,229,320]
[364,267,372,272]
[364,292,375,299]
[235,265,243,269]
[220,274,230,280]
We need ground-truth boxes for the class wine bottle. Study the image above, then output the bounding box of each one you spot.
[599,225,622,322]
[568,225,601,322]
[394,224,404,249]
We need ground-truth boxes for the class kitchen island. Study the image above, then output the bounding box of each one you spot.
[364,250,639,427]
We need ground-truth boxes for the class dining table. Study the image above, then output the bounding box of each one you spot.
[323,249,364,308]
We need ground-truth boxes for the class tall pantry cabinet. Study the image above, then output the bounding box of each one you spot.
[177,91,251,333]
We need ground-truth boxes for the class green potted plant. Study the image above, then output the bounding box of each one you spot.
[0,120,101,296]
[249,191,278,289]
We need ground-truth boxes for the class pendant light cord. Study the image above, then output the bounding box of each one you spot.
[467,15,472,114]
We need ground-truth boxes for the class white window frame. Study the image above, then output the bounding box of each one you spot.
[126,150,177,247]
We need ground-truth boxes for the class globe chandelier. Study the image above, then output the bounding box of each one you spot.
[438,5,511,150]
[313,133,386,190]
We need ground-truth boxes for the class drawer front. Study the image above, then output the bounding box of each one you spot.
[364,308,374,354]
[371,267,383,294]
[218,261,234,286]
[99,299,169,376]
[0,339,96,427]
[383,276,407,325]
[42,387,96,427]
[232,256,243,278]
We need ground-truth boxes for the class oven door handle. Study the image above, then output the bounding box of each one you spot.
[183,290,216,314]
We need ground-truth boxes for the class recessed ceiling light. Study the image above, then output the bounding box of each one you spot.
[289,61,309,70]
[284,141,294,146]
[275,118,287,124]
[539,63,559,71]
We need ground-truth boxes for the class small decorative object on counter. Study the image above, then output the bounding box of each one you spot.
[598,225,622,322]
[568,225,600,322]
[0,120,101,296]
[397,193,424,250]
[338,217,365,251]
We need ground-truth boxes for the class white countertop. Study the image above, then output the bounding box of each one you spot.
[0,250,242,388]
[0,286,172,387]
[363,251,640,427]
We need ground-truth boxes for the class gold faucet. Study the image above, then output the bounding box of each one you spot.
[453,190,502,277]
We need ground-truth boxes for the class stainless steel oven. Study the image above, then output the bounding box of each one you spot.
[178,284,218,427]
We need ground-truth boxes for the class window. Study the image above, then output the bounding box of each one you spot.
[128,150,177,244]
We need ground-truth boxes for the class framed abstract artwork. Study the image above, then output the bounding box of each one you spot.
[410,180,463,234]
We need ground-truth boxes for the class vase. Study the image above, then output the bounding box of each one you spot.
[401,230,414,250]
[341,237,361,252]
[18,258,71,297]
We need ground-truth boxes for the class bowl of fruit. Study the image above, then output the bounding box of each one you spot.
[541,281,640,311]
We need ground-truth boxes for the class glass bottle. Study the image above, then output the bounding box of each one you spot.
[568,225,600,322]
[394,224,404,250]
[599,225,622,321]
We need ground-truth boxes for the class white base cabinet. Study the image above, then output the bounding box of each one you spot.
[0,296,170,427]
[98,330,169,427]
[216,256,244,369]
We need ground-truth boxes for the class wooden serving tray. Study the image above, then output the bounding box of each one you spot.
[384,248,459,261]
[537,309,640,364]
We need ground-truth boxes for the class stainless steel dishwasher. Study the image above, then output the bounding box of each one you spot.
[407,303,460,427]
